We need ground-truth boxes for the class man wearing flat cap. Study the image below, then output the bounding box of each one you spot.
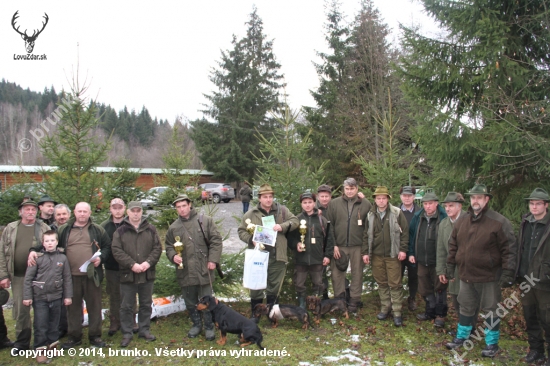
[436,192,473,321]
[112,201,161,347]
[326,178,371,313]
[399,186,421,311]
[165,194,222,341]
[37,195,57,228]
[0,200,49,351]
[513,188,550,364]
[365,186,408,326]
[408,192,448,327]
[288,192,334,308]
[238,184,299,317]
[446,184,517,358]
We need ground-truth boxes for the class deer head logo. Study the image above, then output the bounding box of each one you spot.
[12,11,49,54]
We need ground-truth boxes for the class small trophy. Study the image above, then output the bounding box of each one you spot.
[245,219,264,250]
[299,220,307,252]
[173,236,184,269]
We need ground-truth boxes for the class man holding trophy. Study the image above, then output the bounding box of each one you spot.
[288,192,334,308]
[165,194,222,342]
[238,184,299,318]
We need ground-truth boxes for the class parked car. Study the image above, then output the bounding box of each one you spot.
[199,183,235,203]
[140,186,169,209]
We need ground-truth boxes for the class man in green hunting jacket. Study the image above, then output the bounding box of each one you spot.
[165,194,222,342]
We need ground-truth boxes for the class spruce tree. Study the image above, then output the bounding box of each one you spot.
[190,6,284,183]
[398,0,550,220]
[39,82,111,209]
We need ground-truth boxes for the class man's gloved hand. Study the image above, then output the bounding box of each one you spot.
[446,264,456,280]
[499,269,515,288]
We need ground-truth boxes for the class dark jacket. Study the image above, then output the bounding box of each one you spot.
[239,185,252,203]
[57,218,112,284]
[288,208,335,266]
[23,248,73,302]
[238,202,299,263]
[325,195,371,252]
[111,217,162,284]
[408,205,448,265]
[100,215,124,271]
[515,211,550,291]
[447,204,517,283]
[401,203,421,224]
[165,209,223,287]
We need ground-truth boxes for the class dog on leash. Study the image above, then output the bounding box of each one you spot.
[306,296,349,325]
[196,295,264,350]
[253,303,313,330]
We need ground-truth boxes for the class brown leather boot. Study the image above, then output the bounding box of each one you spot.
[108,314,120,336]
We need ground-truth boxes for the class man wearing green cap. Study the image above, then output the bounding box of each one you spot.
[445,184,517,358]
[288,192,334,308]
[165,194,222,341]
[365,186,409,326]
[0,200,49,351]
[513,188,550,364]
[408,192,448,327]
[112,201,161,348]
[436,192,472,319]
[53,202,111,349]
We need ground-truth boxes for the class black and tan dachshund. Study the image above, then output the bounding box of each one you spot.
[253,303,313,330]
[196,295,264,350]
[306,296,349,325]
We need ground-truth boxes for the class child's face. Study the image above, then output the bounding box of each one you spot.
[43,235,58,252]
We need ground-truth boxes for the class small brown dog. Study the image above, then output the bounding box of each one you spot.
[306,296,349,325]
[254,303,313,330]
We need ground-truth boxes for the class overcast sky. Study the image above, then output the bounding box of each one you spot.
[1,0,438,123]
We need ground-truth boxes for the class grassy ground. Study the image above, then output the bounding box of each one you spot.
[0,288,532,366]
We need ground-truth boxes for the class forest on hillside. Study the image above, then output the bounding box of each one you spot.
[0,79,202,168]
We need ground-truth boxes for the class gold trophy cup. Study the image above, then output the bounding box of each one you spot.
[245,219,264,250]
[173,236,184,269]
[299,220,307,252]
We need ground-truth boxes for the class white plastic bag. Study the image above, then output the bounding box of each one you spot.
[243,248,269,290]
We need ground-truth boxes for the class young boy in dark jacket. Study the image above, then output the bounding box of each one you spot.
[23,230,72,364]
[288,192,335,308]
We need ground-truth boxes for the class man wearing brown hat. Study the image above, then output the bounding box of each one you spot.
[165,194,222,341]
[513,188,550,364]
[365,186,409,326]
[436,192,469,319]
[37,195,57,228]
[326,178,371,312]
[100,198,128,336]
[0,200,49,351]
[445,184,517,358]
[399,186,421,311]
[288,192,334,308]
[112,201,161,347]
[238,184,299,316]
[408,192,448,326]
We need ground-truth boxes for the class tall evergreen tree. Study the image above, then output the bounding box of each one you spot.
[302,0,353,185]
[398,0,550,220]
[39,81,111,209]
[190,6,284,183]
[302,0,402,186]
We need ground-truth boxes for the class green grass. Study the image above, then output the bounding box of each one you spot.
[0,288,531,365]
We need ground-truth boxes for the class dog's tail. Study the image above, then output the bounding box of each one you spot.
[256,334,265,350]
